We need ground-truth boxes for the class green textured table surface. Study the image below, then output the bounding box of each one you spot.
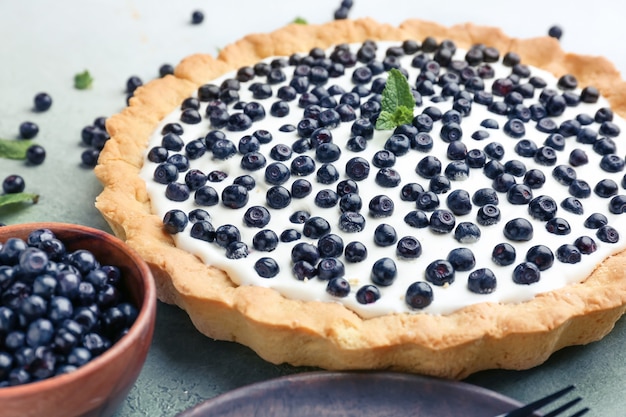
[1,1,626,415]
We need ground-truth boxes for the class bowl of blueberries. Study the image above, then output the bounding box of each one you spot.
[0,222,157,417]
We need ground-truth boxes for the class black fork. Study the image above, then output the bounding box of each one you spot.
[498,385,590,417]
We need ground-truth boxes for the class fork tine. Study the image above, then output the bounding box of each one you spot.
[504,385,576,417]
[542,397,582,417]
[568,408,590,417]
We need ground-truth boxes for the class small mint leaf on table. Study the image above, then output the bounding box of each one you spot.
[0,138,34,160]
[375,68,415,130]
[74,70,93,90]
[0,192,39,208]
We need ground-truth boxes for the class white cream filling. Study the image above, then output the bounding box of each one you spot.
[140,41,626,318]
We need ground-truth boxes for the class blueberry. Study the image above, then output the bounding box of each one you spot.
[444,161,470,181]
[303,216,331,239]
[191,10,204,24]
[2,175,26,194]
[315,143,342,164]
[356,285,381,304]
[568,179,591,198]
[339,212,366,233]
[393,236,421,259]
[533,146,557,166]
[416,191,440,211]
[326,277,351,297]
[600,154,625,173]
[527,195,557,221]
[162,209,188,234]
[428,175,451,194]
[545,217,571,235]
[474,204,500,227]
[522,169,546,189]
[425,259,455,286]
[346,135,367,152]
[373,224,397,247]
[599,121,621,137]
[465,268,497,294]
[289,210,310,224]
[269,144,292,162]
[190,221,216,242]
[221,185,249,209]
[507,184,533,205]
[483,160,505,180]
[454,222,481,243]
[194,185,219,206]
[593,138,617,156]
[512,262,541,284]
[472,188,499,206]
[561,197,584,214]
[503,218,533,241]
[411,132,434,152]
[314,189,338,208]
[23,143,44,165]
[576,127,597,144]
[556,244,582,264]
[526,245,554,271]
[350,118,374,139]
[446,141,468,161]
[337,180,359,197]
[280,229,301,243]
[405,282,434,309]
[415,156,441,179]
[597,225,619,243]
[440,122,463,142]
[368,195,394,217]
[384,134,411,156]
[372,150,396,168]
[446,189,472,215]
[345,157,370,181]
[214,224,241,248]
[400,183,424,201]
[243,206,271,228]
[484,142,505,161]
[19,121,39,139]
[596,179,619,198]
[552,165,577,185]
[266,186,291,209]
[211,139,237,160]
[609,194,626,214]
[429,209,456,233]
[584,213,608,229]
[404,210,429,228]
[252,230,279,252]
[316,234,344,258]
[503,118,526,138]
[492,173,516,193]
[262,162,290,186]
[288,179,311,199]
[291,155,316,176]
[574,236,597,254]
[26,318,54,347]
[370,258,397,286]
[465,149,487,168]
[33,92,53,111]
[375,168,402,187]
[238,135,260,154]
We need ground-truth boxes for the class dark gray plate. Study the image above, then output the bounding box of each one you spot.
[177,371,527,417]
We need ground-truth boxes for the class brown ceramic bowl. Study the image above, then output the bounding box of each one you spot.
[0,222,157,417]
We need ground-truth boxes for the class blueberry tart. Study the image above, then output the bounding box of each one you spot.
[95,18,626,378]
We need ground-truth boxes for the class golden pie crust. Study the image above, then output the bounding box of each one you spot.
[95,18,626,379]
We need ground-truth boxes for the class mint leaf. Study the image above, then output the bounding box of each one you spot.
[0,138,33,160]
[0,192,39,208]
[376,68,415,130]
[293,17,308,25]
[74,70,93,90]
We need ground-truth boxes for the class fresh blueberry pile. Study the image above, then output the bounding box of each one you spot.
[0,229,138,386]
[146,36,626,316]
